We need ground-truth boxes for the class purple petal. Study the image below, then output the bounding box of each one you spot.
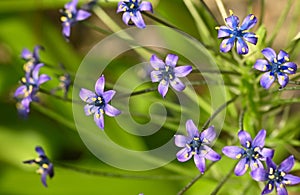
[38,74,51,85]
[47,163,54,178]
[122,12,131,25]
[234,157,249,176]
[14,85,27,97]
[104,104,121,117]
[260,148,274,160]
[176,147,192,162]
[261,181,274,194]
[284,174,300,185]
[277,73,289,88]
[222,146,244,159]
[21,48,32,60]
[278,155,294,173]
[236,38,249,55]
[250,168,268,181]
[32,63,44,81]
[165,54,178,67]
[253,59,270,72]
[200,126,216,143]
[252,129,266,148]
[35,146,45,156]
[76,10,91,21]
[240,14,257,30]
[95,75,105,95]
[266,157,277,170]
[174,66,192,77]
[150,54,165,70]
[238,130,252,148]
[225,14,239,29]
[65,0,78,11]
[278,50,289,62]
[250,159,263,170]
[62,23,71,38]
[217,26,232,38]
[203,146,221,161]
[41,171,48,187]
[102,90,116,103]
[170,78,185,92]
[220,37,235,53]
[94,112,104,130]
[260,72,275,89]
[33,45,42,60]
[151,70,162,82]
[186,119,199,138]
[131,11,146,29]
[79,88,95,103]
[276,185,288,195]
[139,1,153,12]
[194,155,206,174]
[174,135,190,147]
[117,1,125,13]
[282,62,297,74]
[243,32,258,45]
[262,48,277,62]
[84,105,95,116]
[158,81,169,98]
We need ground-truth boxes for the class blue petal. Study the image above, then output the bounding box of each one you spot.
[122,12,131,25]
[250,168,268,181]
[174,135,190,147]
[117,1,125,13]
[194,154,206,174]
[282,62,297,74]
[236,38,249,55]
[35,146,45,156]
[131,11,146,29]
[240,14,257,30]
[250,159,263,170]
[234,157,248,176]
[243,32,258,45]
[238,130,252,148]
[200,126,216,143]
[253,59,270,72]
[165,54,178,67]
[65,0,78,12]
[284,174,300,185]
[225,14,239,29]
[220,37,235,53]
[185,119,199,138]
[252,129,266,148]
[203,145,221,161]
[158,81,169,98]
[62,23,71,38]
[79,88,95,103]
[176,147,192,162]
[222,146,244,159]
[276,185,288,195]
[103,90,116,103]
[266,157,277,170]
[170,78,185,92]
[139,1,153,12]
[217,26,232,38]
[76,10,91,21]
[21,48,32,60]
[38,74,51,86]
[260,72,275,89]
[150,54,165,69]
[174,65,192,77]
[41,171,48,187]
[278,155,294,173]
[94,112,104,130]
[150,70,162,82]
[261,47,277,62]
[260,148,274,160]
[14,85,27,97]
[104,104,121,117]
[277,50,289,62]
[262,181,275,194]
[277,73,289,88]
[95,75,105,95]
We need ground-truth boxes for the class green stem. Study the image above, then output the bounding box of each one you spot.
[258,0,265,27]
[191,69,240,76]
[199,0,218,24]
[143,12,179,29]
[239,109,246,130]
[215,0,228,20]
[82,21,112,35]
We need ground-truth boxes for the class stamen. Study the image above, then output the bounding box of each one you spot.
[42,164,49,169]
[268,174,275,179]
[202,138,208,143]
[246,141,251,148]
[253,147,260,152]
[280,172,286,177]
[100,109,104,114]
[263,66,267,71]
[193,137,199,141]
[268,183,273,190]
[242,48,246,53]
[96,113,101,118]
[284,56,289,61]
[269,168,274,174]
[229,9,234,15]
[130,12,134,17]
[253,162,258,168]
[222,43,227,48]
[244,164,249,171]
[185,153,189,158]
[60,16,68,22]
[273,58,278,63]
[191,151,196,155]
[250,15,255,20]
[35,157,42,162]
[279,184,284,188]
[91,97,97,101]
[288,67,294,72]
[235,153,242,159]
[215,26,220,30]
[130,4,134,9]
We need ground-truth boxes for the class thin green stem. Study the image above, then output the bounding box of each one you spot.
[258,0,265,27]
[191,69,241,76]
[239,109,246,130]
[39,88,82,104]
[143,12,179,30]
[82,21,112,35]
[215,0,228,21]
[199,0,218,24]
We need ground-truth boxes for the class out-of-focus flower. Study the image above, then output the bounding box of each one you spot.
[253,47,297,89]
[251,156,300,195]
[21,45,43,75]
[222,129,274,176]
[175,120,221,173]
[23,146,54,187]
[216,10,258,55]
[117,0,153,29]
[79,75,121,130]
[51,73,72,99]
[150,54,192,98]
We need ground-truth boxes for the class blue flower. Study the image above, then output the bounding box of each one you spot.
[222,129,274,176]
[21,45,43,75]
[175,120,221,174]
[117,0,153,29]
[253,47,297,89]
[60,0,91,38]
[150,54,192,98]
[79,75,121,130]
[251,156,300,195]
[216,10,258,55]
[23,146,54,187]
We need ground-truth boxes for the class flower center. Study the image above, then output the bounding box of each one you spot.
[243,141,261,160]
[94,96,105,108]
[160,65,175,82]
[232,28,244,37]
[268,168,286,184]
[125,0,139,13]
[60,9,75,23]
[271,59,282,74]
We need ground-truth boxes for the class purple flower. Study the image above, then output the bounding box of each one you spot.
[253,48,297,89]
[79,75,121,130]
[117,0,153,29]
[216,10,258,55]
[251,156,300,195]
[222,129,274,176]
[60,0,91,38]
[174,120,221,174]
[51,73,72,99]
[23,146,54,187]
[150,54,192,98]
[21,45,43,75]
[14,63,51,116]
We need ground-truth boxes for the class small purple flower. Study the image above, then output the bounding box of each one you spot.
[216,10,258,55]
[222,129,274,176]
[79,75,121,130]
[23,146,54,187]
[117,0,153,29]
[51,73,72,99]
[175,120,221,174]
[14,63,51,116]
[251,156,300,195]
[60,0,91,38]
[253,47,297,89]
[150,54,192,98]
[21,45,43,75]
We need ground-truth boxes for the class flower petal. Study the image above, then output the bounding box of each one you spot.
[236,37,249,55]
[139,1,153,12]
[278,50,289,62]
[174,135,190,147]
[250,168,268,181]
[260,148,274,160]
[150,54,165,69]
[21,48,32,60]
[176,147,192,162]
[217,26,232,38]
[47,163,54,178]
[84,105,95,116]
[194,154,206,174]
[131,11,146,29]
[284,174,300,185]
[240,14,257,30]
[32,63,44,81]
[104,104,121,117]
[41,171,48,187]
[65,0,78,11]
[62,23,71,38]
[14,85,27,97]
[174,66,192,77]
[117,1,125,13]
[238,130,252,148]
[278,155,294,173]
[170,78,185,92]
[200,126,216,143]
[253,59,270,72]
[76,10,91,21]
[243,32,258,45]
[38,74,51,85]
[222,146,244,159]
[203,146,221,161]
[252,129,266,148]
[262,181,275,194]
[35,146,45,156]
[79,88,95,102]
[103,90,116,103]
[95,75,105,95]
[186,119,199,138]
[122,12,131,25]
[158,81,169,98]
[282,62,297,74]
[262,47,277,62]
[94,112,104,130]
[266,157,277,170]
[277,73,289,88]
[225,14,239,29]
[260,72,275,89]
[165,54,178,67]
[250,159,263,170]
[276,185,288,195]
[234,157,249,176]
[151,70,162,82]
[220,37,235,53]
